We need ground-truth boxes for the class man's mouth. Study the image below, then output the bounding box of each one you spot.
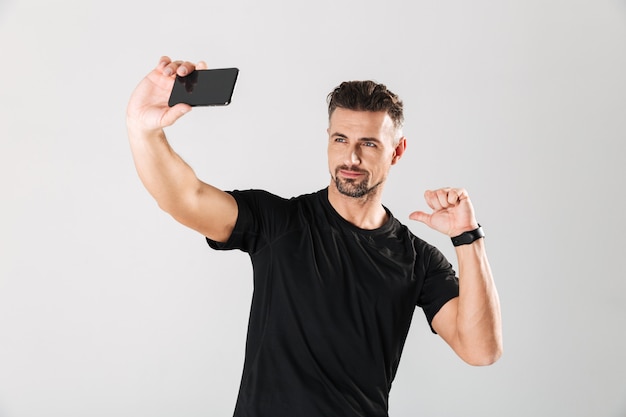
[337,166,366,179]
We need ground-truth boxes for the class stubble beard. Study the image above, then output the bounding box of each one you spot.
[333,168,383,199]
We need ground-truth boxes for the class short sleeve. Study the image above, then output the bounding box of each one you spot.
[205,189,285,254]
[416,243,459,333]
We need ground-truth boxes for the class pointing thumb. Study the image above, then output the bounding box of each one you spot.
[409,211,431,225]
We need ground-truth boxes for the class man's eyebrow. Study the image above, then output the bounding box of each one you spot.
[358,137,381,143]
[330,132,381,142]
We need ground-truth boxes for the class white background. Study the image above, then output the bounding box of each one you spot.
[1,0,625,416]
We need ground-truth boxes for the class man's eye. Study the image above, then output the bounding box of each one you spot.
[363,142,376,147]
[335,137,347,143]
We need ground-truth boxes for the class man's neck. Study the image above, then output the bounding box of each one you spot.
[327,182,388,230]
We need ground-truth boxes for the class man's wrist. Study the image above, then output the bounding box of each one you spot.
[451,224,485,246]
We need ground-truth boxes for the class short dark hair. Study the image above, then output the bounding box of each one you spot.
[327,80,404,132]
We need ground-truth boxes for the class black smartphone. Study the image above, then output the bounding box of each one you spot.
[168,68,239,107]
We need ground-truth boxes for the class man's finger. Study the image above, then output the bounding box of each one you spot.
[446,188,463,205]
[421,190,438,211]
[157,56,171,69]
[436,189,451,208]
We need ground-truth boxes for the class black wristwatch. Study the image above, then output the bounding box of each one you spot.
[451,224,485,247]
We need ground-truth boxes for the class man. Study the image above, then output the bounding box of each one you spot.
[127,56,502,417]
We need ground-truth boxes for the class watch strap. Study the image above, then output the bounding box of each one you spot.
[451,224,485,246]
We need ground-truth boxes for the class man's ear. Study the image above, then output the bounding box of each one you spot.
[391,137,407,165]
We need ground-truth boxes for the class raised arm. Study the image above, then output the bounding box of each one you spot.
[410,188,503,366]
[126,56,237,242]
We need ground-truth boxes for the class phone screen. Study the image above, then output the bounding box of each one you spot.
[168,68,239,107]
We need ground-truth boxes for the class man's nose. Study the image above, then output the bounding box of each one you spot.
[346,145,361,165]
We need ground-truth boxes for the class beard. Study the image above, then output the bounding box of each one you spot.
[333,167,382,198]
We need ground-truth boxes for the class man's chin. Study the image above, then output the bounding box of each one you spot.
[335,179,371,199]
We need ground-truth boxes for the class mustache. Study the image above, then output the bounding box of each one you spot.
[336,165,367,174]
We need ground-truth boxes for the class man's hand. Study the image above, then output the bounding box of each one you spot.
[409,188,479,237]
[126,56,208,132]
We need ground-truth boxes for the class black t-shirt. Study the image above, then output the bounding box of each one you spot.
[207,188,459,417]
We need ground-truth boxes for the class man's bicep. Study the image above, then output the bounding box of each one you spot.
[174,183,239,242]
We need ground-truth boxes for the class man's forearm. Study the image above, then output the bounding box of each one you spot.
[455,238,503,365]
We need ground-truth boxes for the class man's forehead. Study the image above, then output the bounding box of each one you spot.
[329,108,397,139]
[329,108,394,129]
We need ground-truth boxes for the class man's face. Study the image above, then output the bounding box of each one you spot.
[327,108,404,199]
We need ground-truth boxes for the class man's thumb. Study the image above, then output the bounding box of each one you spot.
[409,211,431,225]
[161,104,192,127]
